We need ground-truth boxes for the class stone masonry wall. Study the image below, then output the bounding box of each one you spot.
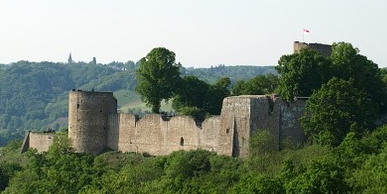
[278,98,307,147]
[293,41,332,57]
[117,113,220,156]
[28,132,54,152]
[68,91,117,155]
[25,91,307,158]
[219,95,306,157]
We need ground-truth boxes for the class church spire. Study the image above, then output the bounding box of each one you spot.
[68,53,74,64]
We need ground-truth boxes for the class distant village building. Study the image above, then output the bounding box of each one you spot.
[68,53,74,64]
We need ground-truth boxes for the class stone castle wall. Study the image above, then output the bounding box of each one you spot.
[218,96,306,157]
[20,132,55,153]
[293,41,332,57]
[113,113,221,156]
[24,91,307,157]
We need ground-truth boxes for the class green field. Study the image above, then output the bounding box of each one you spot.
[113,89,173,113]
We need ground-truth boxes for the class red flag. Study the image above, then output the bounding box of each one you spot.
[303,29,310,34]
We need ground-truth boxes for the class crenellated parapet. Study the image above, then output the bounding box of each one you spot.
[293,41,332,57]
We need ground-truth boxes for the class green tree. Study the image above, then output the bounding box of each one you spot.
[350,145,387,193]
[231,173,284,194]
[0,163,22,191]
[284,159,349,194]
[204,77,231,115]
[301,78,377,146]
[172,76,209,113]
[232,74,279,95]
[135,47,181,113]
[330,42,387,114]
[276,48,332,101]
[381,68,387,84]
[231,80,246,96]
[245,74,278,95]
[249,130,277,157]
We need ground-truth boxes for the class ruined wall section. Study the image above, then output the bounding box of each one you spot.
[160,116,200,154]
[107,113,119,150]
[117,113,138,153]
[118,114,163,155]
[219,96,272,157]
[68,91,117,155]
[20,132,30,154]
[117,113,220,156]
[278,98,307,147]
[219,97,245,157]
[130,114,162,154]
[28,132,54,152]
[199,116,221,152]
[293,41,332,57]
[268,97,282,150]
[219,95,306,157]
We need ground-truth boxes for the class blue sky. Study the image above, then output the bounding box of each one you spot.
[0,0,386,67]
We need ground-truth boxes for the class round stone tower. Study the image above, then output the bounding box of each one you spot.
[68,90,117,154]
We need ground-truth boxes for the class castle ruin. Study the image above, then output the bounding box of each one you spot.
[22,91,307,157]
[22,41,331,157]
[293,41,332,57]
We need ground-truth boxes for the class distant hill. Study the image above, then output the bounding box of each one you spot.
[182,65,277,84]
[0,61,276,145]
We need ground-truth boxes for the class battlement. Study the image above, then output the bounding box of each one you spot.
[293,41,332,57]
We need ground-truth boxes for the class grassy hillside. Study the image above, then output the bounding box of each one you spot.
[114,89,173,113]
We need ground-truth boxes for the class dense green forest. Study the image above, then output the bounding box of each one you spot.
[1,125,387,193]
[0,60,275,145]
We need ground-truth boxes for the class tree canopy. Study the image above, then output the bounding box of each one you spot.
[301,78,377,146]
[172,76,231,120]
[330,42,387,114]
[231,74,278,96]
[135,47,181,113]
[276,48,332,101]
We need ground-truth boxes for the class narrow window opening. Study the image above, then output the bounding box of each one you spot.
[226,128,230,134]
[180,137,184,146]
[77,104,80,109]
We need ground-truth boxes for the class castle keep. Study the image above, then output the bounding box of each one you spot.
[22,91,307,157]
[293,41,332,57]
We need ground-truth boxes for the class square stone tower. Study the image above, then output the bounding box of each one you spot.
[218,95,275,157]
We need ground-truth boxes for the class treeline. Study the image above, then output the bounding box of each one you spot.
[181,64,277,83]
[0,60,275,145]
[1,125,387,193]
